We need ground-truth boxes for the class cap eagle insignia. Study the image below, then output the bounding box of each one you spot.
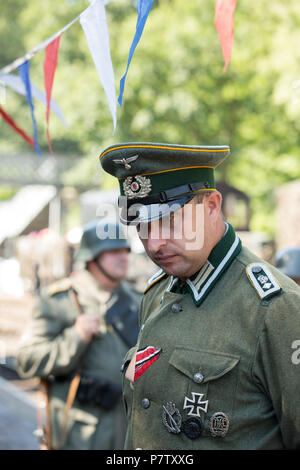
[113,154,139,169]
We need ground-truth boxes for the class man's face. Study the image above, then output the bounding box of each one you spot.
[138,194,221,280]
[96,248,129,281]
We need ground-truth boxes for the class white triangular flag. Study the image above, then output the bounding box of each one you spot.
[0,73,67,125]
[80,0,117,131]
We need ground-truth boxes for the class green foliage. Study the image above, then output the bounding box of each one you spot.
[1,0,300,235]
[0,185,18,201]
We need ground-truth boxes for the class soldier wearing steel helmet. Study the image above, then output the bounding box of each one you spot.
[16,220,141,450]
[99,142,300,450]
[275,247,300,287]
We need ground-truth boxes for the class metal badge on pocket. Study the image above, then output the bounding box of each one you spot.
[162,402,182,434]
[210,412,230,437]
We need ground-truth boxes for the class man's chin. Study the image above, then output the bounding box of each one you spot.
[154,260,185,278]
[111,271,127,281]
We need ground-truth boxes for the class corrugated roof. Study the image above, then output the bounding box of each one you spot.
[0,185,57,244]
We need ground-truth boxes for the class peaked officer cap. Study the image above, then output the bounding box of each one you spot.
[99,142,230,224]
[275,247,300,279]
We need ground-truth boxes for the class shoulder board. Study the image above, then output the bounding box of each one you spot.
[246,263,282,300]
[47,278,72,297]
[144,269,168,294]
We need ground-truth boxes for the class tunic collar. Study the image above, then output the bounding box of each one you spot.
[167,223,242,306]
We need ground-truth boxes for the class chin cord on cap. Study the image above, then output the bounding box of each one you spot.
[95,259,120,283]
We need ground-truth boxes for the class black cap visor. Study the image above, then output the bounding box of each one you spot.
[119,195,194,225]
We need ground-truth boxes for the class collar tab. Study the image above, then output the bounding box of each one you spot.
[169,224,242,306]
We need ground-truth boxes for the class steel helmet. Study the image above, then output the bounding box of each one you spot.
[76,220,130,263]
[275,247,300,279]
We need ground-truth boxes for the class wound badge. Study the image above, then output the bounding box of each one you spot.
[210,412,230,437]
[182,417,202,439]
[162,402,182,434]
[123,175,152,199]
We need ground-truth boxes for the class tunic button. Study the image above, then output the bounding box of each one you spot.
[171,303,183,313]
[141,398,150,409]
[252,266,262,273]
[193,373,204,384]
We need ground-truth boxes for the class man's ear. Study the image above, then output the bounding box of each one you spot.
[86,259,97,273]
[205,191,223,221]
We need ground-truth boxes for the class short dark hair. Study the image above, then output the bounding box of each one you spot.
[192,191,214,204]
[192,191,225,220]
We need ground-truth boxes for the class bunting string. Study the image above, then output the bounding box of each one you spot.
[0,13,83,75]
[0,0,114,75]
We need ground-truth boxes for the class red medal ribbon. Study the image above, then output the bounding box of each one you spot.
[134,346,161,381]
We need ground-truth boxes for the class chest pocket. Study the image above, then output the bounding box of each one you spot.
[169,348,240,433]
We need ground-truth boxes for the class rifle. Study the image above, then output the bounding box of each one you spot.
[35,378,52,450]
[34,287,82,450]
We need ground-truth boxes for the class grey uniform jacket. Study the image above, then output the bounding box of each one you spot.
[122,226,300,450]
[16,269,141,450]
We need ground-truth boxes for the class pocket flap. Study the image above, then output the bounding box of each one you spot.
[169,348,239,383]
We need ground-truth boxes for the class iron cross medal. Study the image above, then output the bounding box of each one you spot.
[183,392,209,417]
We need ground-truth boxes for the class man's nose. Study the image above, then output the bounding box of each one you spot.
[146,221,167,254]
[147,236,167,254]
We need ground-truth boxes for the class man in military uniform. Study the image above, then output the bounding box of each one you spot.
[275,247,300,287]
[99,142,300,450]
[16,220,141,450]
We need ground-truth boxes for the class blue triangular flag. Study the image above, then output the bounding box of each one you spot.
[18,61,41,156]
[118,0,154,107]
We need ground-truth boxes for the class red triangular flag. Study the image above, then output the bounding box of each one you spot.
[0,106,34,147]
[214,0,237,72]
[43,35,61,153]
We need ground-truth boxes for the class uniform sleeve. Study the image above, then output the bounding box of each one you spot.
[15,294,88,379]
[252,290,300,449]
